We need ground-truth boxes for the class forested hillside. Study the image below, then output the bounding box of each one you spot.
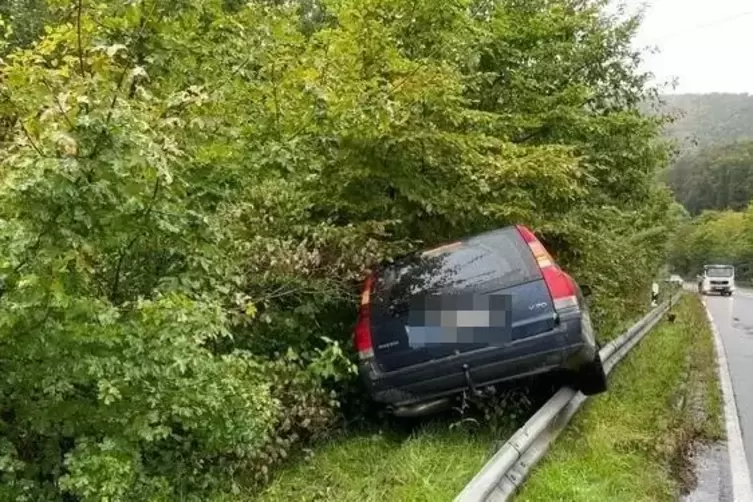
[659,93,753,150]
[0,1,676,499]
[658,94,753,215]
[659,96,753,276]
[664,141,753,215]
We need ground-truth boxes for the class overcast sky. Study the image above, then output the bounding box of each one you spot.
[621,0,753,94]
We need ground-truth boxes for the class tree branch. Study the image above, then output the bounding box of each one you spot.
[41,78,75,130]
[109,178,161,304]
[86,68,128,163]
[19,121,45,157]
[512,124,551,144]
[0,205,68,303]
[271,62,281,139]
[127,1,158,99]
[76,0,86,77]
[88,0,159,160]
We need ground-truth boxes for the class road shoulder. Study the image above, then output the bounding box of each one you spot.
[515,294,724,501]
[697,297,753,501]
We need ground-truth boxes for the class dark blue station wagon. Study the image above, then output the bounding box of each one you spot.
[353,225,607,417]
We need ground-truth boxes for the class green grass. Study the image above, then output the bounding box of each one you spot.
[251,293,721,502]
[514,294,724,502]
[253,422,497,502]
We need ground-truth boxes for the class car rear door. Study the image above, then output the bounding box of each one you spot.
[369,227,557,372]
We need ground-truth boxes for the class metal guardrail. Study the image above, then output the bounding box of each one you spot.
[455,295,677,502]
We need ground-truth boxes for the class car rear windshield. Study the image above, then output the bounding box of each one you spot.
[374,228,541,302]
[705,266,734,278]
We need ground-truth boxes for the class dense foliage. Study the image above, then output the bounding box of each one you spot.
[664,141,753,215]
[0,0,674,499]
[669,207,753,281]
[656,93,753,151]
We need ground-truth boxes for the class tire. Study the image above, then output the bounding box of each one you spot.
[575,352,608,396]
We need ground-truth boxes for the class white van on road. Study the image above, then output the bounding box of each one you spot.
[698,264,735,296]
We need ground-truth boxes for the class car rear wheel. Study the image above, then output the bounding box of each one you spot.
[575,352,607,396]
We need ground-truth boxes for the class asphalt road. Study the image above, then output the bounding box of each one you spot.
[705,289,753,479]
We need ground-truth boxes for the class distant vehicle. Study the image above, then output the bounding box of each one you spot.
[353,225,607,417]
[698,264,735,296]
[668,275,684,286]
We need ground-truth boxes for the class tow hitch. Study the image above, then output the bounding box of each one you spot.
[463,364,483,397]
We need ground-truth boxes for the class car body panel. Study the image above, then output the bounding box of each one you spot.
[361,312,594,407]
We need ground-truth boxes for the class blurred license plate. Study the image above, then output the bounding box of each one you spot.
[406,294,512,347]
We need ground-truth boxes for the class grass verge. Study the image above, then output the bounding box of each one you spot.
[252,422,497,501]
[251,379,553,501]
[514,293,724,502]
[251,291,714,502]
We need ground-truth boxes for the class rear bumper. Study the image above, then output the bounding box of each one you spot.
[704,283,734,292]
[359,316,595,407]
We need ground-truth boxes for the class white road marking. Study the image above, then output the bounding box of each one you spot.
[703,298,753,501]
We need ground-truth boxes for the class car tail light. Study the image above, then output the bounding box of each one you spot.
[354,273,375,360]
[516,225,578,312]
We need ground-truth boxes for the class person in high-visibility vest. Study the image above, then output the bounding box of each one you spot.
[651,282,659,307]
